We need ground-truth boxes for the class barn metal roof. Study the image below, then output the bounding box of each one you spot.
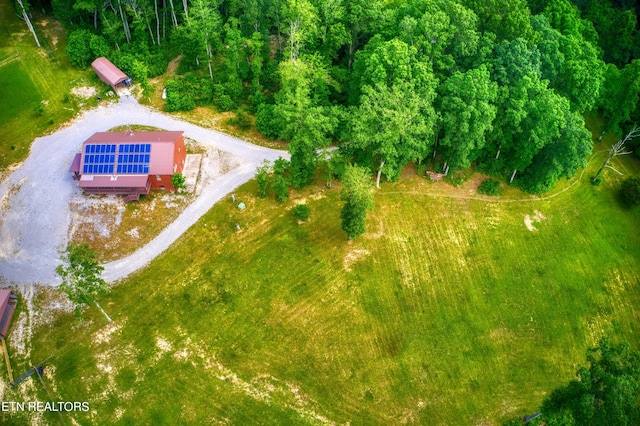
[91,57,128,87]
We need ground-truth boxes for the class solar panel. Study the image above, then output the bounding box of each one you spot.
[115,143,151,174]
[83,143,150,175]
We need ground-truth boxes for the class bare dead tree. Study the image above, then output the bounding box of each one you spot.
[592,125,640,183]
[16,0,41,47]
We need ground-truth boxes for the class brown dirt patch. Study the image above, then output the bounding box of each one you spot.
[343,249,370,272]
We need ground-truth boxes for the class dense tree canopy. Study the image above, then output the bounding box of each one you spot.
[540,337,640,425]
[35,0,640,193]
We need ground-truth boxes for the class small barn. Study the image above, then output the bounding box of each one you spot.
[91,57,132,91]
[0,290,18,339]
[69,130,187,201]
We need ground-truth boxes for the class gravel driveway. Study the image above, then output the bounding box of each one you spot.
[0,96,286,286]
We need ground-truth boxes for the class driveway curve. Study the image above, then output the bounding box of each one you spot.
[0,96,286,286]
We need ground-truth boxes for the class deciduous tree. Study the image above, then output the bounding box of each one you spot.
[56,243,111,322]
[352,80,437,188]
[540,337,640,425]
[340,164,373,240]
[437,65,497,171]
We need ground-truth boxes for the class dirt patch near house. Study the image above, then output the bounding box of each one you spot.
[71,86,98,99]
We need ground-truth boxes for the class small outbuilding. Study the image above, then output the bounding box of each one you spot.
[91,57,132,91]
[0,290,18,339]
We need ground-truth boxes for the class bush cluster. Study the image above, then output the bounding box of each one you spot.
[478,178,501,196]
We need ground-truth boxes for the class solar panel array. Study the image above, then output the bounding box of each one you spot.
[82,143,152,175]
[83,144,116,174]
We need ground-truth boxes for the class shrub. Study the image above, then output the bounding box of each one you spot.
[272,174,289,203]
[416,162,428,177]
[146,54,169,78]
[171,173,187,192]
[66,29,93,69]
[619,176,640,207]
[164,79,195,112]
[255,104,282,139]
[32,102,45,116]
[445,173,465,187]
[273,157,290,176]
[212,84,237,111]
[255,160,271,198]
[89,34,110,59]
[591,175,602,186]
[292,204,310,221]
[478,178,501,196]
[228,110,252,131]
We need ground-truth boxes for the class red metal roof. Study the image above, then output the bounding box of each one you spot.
[83,131,183,144]
[69,153,81,173]
[0,290,17,338]
[82,131,183,175]
[91,57,128,87]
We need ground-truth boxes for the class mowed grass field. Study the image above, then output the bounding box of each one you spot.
[5,146,638,425]
[0,0,89,170]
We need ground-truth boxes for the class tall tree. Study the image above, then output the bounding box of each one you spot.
[437,65,497,172]
[310,0,349,60]
[491,38,541,87]
[460,0,534,42]
[408,0,480,76]
[352,80,437,188]
[584,0,637,66]
[488,73,568,183]
[277,58,337,188]
[518,109,592,193]
[187,0,223,77]
[350,36,433,104]
[283,0,318,62]
[598,60,640,133]
[340,164,374,240]
[56,243,112,322]
[344,0,382,68]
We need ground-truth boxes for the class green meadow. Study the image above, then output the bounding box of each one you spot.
[0,0,89,170]
[4,146,637,425]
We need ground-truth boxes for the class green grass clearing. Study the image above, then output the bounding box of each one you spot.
[3,146,637,425]
[0,60,42,123]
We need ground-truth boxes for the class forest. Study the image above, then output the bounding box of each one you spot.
[16,0,640,193]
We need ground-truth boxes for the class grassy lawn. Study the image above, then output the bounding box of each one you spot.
[0,60,42,123]
[4,146,638,425]
[0,0,92,171]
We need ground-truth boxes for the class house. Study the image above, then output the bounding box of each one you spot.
[91,57,132,91]
[0,290,18,339]
[69,130,187,201]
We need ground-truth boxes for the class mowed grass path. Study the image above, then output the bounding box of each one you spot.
[14,148,640,425]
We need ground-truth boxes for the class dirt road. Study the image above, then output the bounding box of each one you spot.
[0,96,286,286]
